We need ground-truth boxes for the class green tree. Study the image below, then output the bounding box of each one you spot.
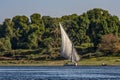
[12,15,29,49]
[0,37,11,51]
[77,13,90,44]
[0,40,5,51]
[30,13,45,49]
[30,13,44,33]
[2,19,14,38]
[87,8,120,49]
[27,24,39,49]
[107,16,119,35]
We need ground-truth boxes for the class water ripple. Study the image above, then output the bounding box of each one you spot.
[0,66,120,80]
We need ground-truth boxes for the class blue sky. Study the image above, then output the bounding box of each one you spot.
[0,0,120,23]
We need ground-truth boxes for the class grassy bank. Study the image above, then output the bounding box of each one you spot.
[78,56,120,66]
[0,56,120,66]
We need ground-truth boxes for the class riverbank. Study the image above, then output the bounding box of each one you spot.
[0,56,120,66]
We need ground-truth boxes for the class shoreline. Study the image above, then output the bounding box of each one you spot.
[0,56,120,66]
[0,63,120,66]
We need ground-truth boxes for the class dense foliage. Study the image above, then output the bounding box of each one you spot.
[0,8,120,60]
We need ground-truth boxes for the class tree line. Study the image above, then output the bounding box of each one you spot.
[0,8,120,59]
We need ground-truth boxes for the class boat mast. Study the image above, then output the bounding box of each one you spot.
[71,44,73,62]
[71,43,78,65]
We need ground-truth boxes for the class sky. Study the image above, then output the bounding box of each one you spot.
[0,0,120,23]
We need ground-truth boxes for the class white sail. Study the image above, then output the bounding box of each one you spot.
[59,23,80,63]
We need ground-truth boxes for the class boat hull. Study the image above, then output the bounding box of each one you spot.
[63,63,77,66]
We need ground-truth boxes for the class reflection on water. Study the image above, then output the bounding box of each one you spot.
[0,66,120,80]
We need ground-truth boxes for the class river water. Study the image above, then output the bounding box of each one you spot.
[0,66,120,80]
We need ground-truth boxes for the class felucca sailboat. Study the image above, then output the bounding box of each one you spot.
[59,23,80,66]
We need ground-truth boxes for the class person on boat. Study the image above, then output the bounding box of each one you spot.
[73,61,78,66]
[75,62,78,66]
[72,58,78,66]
